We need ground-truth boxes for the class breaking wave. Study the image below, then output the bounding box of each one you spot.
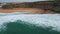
[0,12,60,34]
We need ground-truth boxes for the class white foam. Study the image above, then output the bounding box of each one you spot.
[0,12,38,16]
[0,13,60,31]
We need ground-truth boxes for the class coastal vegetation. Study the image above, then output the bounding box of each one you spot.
[1,1,53,9]
[2,5,13,9]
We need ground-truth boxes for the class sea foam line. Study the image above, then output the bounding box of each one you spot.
[0,14,60,32]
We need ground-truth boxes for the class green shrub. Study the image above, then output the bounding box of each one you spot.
[2,5,13,9]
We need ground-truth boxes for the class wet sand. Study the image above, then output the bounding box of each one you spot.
[0,8,57,14]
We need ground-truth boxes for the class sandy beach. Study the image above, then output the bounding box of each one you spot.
[0,8,56,14]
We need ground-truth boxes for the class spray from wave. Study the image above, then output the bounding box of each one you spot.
[0,12,60,34]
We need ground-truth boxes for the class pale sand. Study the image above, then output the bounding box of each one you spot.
[0,8,57,14]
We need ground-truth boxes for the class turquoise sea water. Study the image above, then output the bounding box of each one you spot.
[0,12,60,34]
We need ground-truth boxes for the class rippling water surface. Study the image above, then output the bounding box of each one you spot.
[0,12,60,34]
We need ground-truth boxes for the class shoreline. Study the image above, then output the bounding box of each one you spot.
[0,8,58,14]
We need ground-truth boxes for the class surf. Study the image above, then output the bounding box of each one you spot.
[0,12,60,34]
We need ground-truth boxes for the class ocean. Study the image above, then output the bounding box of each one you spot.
[0,0,54,3]
[0,12,60,34]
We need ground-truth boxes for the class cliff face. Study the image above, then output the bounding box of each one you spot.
[9,1,60,13]
[1,1,60,13]
[12,1,54,8]
[2,1,54,9]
